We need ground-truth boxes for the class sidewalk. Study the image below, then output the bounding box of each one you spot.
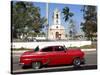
[81,49,96,51]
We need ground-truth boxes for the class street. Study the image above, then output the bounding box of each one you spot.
[11,50,97,74]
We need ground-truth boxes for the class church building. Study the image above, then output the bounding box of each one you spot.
[48,8,65,40]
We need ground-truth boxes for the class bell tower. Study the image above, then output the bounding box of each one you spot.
[48,8,65,40]
[53,8,61,25]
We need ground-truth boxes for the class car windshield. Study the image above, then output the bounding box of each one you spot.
[34,46,39,52]
[42,47,53,52]
[63,45,67,50]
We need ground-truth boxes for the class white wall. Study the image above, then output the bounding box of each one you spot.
[12,41,92,49]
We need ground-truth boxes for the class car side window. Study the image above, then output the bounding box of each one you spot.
[55,46,65,51]
[42,47,53,52]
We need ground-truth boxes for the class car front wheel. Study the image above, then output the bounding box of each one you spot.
[32,62,41,69]
[73,58,81,67]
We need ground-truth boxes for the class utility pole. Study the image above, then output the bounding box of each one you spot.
[46,3,49,40]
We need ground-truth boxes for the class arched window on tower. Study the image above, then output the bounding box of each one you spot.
[56,14,58,19]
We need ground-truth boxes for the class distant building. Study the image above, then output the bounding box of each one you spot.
[48,8,66,40]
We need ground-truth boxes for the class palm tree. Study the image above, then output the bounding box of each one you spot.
[62,7,74,40]
[62,7,74,22]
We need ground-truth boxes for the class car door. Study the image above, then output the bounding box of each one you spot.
[53,46,69,65]
[41,46,56,65]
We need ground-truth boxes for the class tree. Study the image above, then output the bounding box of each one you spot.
[81,6,97,40]
[11,1,46,39]
[62,7,74,22]
[62,7,74,40]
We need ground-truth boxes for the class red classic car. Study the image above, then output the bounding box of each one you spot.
[19,45,85,69]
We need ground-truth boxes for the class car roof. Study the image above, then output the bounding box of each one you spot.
[38,45,64,49]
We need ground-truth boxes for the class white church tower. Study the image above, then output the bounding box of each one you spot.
[53,8,61,25]
[48,8,65,40]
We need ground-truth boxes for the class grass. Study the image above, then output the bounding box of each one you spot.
[11,47,33,51]
[12,44,97,51]
[68,44,97,49]
[80,44,97,49]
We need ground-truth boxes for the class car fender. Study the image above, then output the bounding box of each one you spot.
[31,57,50,65]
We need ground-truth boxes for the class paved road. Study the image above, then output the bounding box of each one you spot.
[11,50,97,74]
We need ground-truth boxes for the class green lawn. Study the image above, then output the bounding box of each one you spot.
[12,44,97,51]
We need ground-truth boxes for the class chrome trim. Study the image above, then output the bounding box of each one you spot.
[19,63,24,65]
[23,59,32,60]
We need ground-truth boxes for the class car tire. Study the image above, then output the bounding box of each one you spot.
[73,58,81,67]
[32,62,41,69]
[22,65,31,69]
[22,65,27,69]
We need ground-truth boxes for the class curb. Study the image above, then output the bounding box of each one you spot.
[12,50,28,53]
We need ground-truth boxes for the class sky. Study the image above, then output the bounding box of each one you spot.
[12,1,85,35]
[33,2,84,35]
